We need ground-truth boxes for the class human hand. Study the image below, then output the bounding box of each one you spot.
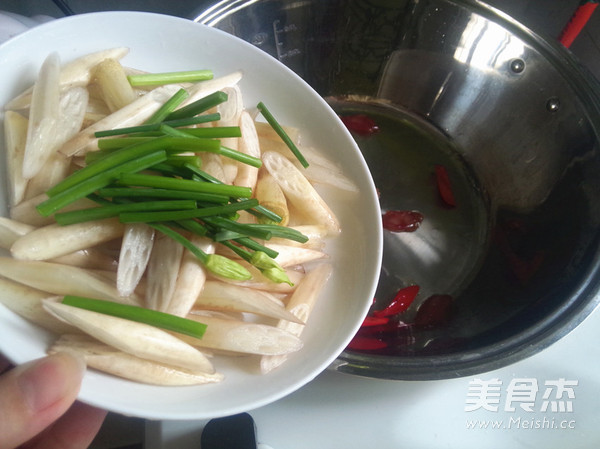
[0,352,107,449]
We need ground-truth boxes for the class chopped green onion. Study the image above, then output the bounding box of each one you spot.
[127,69,214,87]
[166,91,228,121]
[61,295,208,339]
[219,145,262,168]
[166,154,201,168]
[54,199,197,226]
[159,123,196,139]
[149,222,209,263]
[250,223,309,243]
[96,137,154,151]
[163,137,222,153]
[177,127,242,139]
[234,237,279,259]
[96,187,228,204]
[145,88,189,125]
[149,223,251,280]
[94,113,221,138]
[182,163,281,222]
[183,163,224,184]
[203,216,272,240]
[119,199,259,223]
[37,150,168,217]
[257,101,309,168]
[176,218,209,236]
[47,137,173,197]
[118,173,252,198]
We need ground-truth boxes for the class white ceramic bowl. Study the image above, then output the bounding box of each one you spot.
[0,12,382,419]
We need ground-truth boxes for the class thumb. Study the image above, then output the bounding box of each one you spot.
[0,352,86,449]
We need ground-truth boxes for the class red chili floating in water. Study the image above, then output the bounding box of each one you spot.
[340,114,380,136]
[382,210,424,232]
[347,336,388,351]
[361,316,390,327]
[434,164,456,207]
[373,285,420,318]
[414,294,453,328]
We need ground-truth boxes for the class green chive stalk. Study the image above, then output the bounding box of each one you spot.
[149,223,251,280]
[166,91,228,121]
[54,199,198,226]
[257,101,309,168]
[61,295,208,338]
[117,173,252,198]
[127,69,214,87]
[37,150,168,217]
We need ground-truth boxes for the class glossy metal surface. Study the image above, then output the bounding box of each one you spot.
[196,0,600,379]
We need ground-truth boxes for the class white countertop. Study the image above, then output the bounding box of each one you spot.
[149,305,600,448]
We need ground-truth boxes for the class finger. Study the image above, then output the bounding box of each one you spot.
[20,402,107,449]
[0,352,86,449]
[0,354,12,374]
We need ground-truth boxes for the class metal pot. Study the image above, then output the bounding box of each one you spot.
[194,0,600,379]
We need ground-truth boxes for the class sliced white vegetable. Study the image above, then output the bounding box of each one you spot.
[25,85,88,198]
[50,248,118,272]
[195,280,303,323]
[0,217,117,270]
[16,179,102,219]
[257,138,357,192]
[255,172,289,226]
[262,151,340,236]
[260,263,332,373]
[94,58,137,112]
[22,52,61,180]
[43,300,215,374]
[49,334,223,386]
[182,314,303,356]
[234,111,261,190]
[201,153,227,183]
[0,257,138,304]
[4,111,29,206]
[145,233,184,312]
[11,218,125,261]
[167,236,214,317]
[117,224,155,298]
[179,71,242,108]
[0,217,34,249]
[5,47,129,110]
[9,193,53,227]
[217,84,243,124]
[59,84,181,157]
[254,121,300,145]
[0,278,77,334]
[267,243,327,268]
[294,160,359,193]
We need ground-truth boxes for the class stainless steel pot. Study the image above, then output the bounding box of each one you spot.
[193,0,600,379]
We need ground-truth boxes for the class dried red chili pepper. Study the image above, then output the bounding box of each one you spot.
[414,294,453,328]
[373,285,420,318]
[340,114,380,136]
[434,164,456,207]
[361,316,390,327]
[347,336,387,351]
[357,319,412,337]
[382,210,424,232]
